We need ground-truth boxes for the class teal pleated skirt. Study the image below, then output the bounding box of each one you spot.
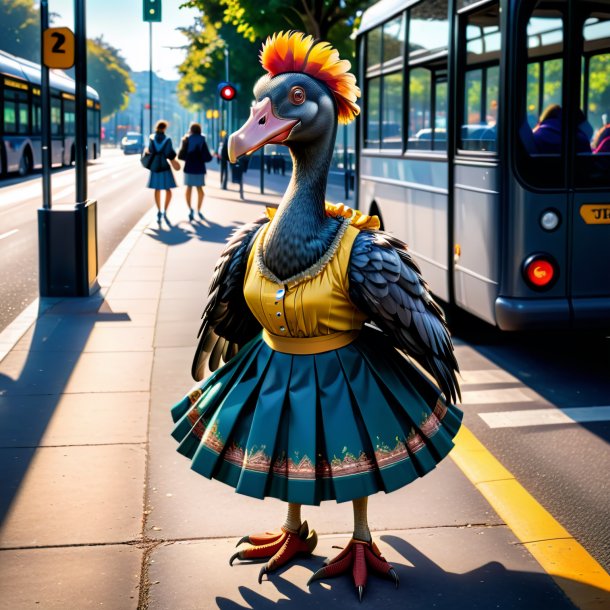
[171,328,462,505]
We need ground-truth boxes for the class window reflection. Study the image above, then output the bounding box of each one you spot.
[516,2,565,187]
[383,16,405,63]
[460,3,500,151]
[382,71,403,148]
[577,11,610,187]
[408,67,432,150]
[366,77,381,147]
[367,27,382,68]
[409,0,449,58]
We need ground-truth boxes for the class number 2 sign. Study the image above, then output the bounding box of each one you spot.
[43,27,75,69]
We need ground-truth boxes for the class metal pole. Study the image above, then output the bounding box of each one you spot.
[74,0,87,202]
[40,0,51,210]
[149,22,153,134]
[224,46,231,133]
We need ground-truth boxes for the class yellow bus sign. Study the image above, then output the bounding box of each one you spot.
[43,27,75,69]
[580,204,610,224]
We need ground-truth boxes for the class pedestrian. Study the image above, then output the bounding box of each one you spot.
[178,122,212,221]
[218,131,229,190]
[146,120,179,224]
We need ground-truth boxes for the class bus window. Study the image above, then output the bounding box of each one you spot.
[434,79,448,150]
[576,10,610,187]
[51,97,61,136]
[3,101,17,133]
[382,71,403,148]
[383,15,405,63]
[364,16,406,150]
[516,2,565,188]
[32,101,41,135]
[4,89,28,134]
[18,104,29,134]
[367,26,382,69]
[459,3,500,152]
[409,0,449,59]
[408,67,431,150]
[64,100,75,136]
[365,77,381,147]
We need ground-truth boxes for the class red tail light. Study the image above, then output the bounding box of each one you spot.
[523,254,558,289]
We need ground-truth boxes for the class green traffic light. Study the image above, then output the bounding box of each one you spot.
[143,0,161,22]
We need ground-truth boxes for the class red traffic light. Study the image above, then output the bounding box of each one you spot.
[218,82,236,101]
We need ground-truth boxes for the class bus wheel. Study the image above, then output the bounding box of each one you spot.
[18,148,33,176]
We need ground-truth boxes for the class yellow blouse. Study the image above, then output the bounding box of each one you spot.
[243,204,379,355]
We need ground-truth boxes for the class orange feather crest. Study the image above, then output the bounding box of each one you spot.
[259,31,360,125]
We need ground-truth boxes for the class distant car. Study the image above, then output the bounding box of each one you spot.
[121,132,144,155]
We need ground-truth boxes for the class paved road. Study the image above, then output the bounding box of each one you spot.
[0,148,155,333]
[450,314,610,573]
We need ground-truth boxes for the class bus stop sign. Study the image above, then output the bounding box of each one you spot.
[43,27,75,69]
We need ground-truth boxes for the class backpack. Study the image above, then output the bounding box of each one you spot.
[141,137,170,172]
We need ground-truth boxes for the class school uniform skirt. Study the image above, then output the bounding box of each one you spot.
[184,172,205,187]
[170,327,463,506]
[148,170,176,190]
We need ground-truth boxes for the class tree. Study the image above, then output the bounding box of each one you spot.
[177,0,367,132]
[177,13,260,128]
[87,38,135,119]
[0,0,40,61]
[183,0,367,60]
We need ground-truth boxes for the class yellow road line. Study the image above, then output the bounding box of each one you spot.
[450,425,610,609]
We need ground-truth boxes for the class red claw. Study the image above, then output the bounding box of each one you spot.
[231,521,318,582]
[307,538,398,602]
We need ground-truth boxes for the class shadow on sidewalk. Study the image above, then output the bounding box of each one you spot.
[0,298,131,525]
[213,533,598,608]
[143,218,238,246]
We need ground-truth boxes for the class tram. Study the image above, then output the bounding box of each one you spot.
[0,50,101,177]
[355,0,610,329]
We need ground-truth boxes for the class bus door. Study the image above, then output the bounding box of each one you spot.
[453,1,502,324]
[511,0,609,330]
[570,4,610,325]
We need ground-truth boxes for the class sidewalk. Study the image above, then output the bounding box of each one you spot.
[0,167,586,609]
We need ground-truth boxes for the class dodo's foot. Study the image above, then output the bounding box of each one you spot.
[307,538,399,602]
[230,521,318,584]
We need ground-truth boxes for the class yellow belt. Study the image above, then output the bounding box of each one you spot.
[262,329,360,355]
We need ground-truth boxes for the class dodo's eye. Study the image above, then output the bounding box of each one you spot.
[288,86,306,105]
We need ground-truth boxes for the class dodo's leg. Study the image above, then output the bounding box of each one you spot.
[230,503,318,583]
[308,497,399,602]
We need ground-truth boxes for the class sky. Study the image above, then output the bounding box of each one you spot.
[46,0,199,80]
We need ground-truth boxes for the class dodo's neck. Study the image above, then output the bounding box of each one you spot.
[262,129,338,280]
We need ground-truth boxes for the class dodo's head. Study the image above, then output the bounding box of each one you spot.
[229,32,360,163]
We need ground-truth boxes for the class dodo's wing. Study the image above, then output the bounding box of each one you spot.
[348,230,460,404]
[191,217,267,381]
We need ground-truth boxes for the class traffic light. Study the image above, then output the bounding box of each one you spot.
[143,0,162,22]
[218,82,237,101]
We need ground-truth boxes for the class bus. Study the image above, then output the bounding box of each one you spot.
[0,50,101,177]
[355,0,610,330]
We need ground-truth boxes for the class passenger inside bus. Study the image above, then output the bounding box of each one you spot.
[592,124,610,154]
[523,105,592,154]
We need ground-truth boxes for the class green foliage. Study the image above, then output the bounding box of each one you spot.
[213,0,368,59]
[87,38,135,119]
[177,0,366,128]
[0,0,40,61]
[587,53,610,129]
[177,11,260,130]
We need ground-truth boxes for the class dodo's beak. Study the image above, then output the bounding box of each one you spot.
[228,97,299,163]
